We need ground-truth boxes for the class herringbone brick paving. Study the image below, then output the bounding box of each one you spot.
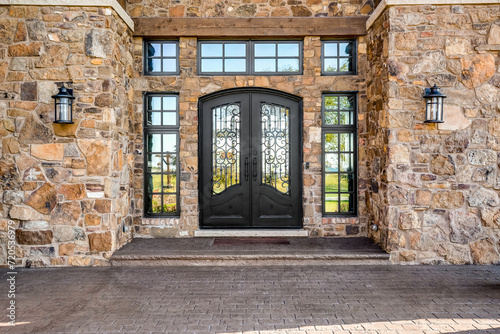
[1,265,499,333]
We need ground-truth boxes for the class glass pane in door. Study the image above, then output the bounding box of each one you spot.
[212,104,241,194]
[261,103,290,194]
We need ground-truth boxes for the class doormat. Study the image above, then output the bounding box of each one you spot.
[213,238,290,246]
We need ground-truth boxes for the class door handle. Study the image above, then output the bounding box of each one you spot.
[253,158,257,181]
[244,157,249,181]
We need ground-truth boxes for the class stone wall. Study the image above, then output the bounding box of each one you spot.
[367,4,500,264]
[131,35,369,238]
[0,5,134,267]
[364,7,391,252]
[126,0,375,18]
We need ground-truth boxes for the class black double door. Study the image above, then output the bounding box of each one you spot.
[200,89,302,228]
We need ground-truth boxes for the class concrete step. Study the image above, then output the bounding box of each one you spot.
[110,237,392,266]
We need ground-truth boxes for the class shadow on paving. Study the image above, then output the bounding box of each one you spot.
[0,265,499,333]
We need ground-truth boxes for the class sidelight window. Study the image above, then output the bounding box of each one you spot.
[322,93,357,216]
[144,93,180,216]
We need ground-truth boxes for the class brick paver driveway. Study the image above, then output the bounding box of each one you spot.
[1,265,499,333]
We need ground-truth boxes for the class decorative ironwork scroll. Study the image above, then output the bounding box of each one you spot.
[261,103,290,194]
[212,104,241,194]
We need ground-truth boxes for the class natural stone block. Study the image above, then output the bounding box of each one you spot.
[77,140,111,176]
[470,238,500,264]
[435,243,472,264]
[24,182,57,215]
[419,135,441,153]
[88,232,112,252]
[9,205,42,221]
[389,145,410,164]
[24,166,46,182]
[23,221,49,230]
[85,29,112,58]
[84,214,101,226]
[388,186,408,205]
[94,199,111,213]
[431,191,464,209]
[3,190,24,205]
[412,51,446,75]
[51,202,81,225]
[480,207,500,228]
[445,37,471,55]
[68,256,92,266]
[438,105,471,131]
[45,167,71,183]
[26,19,46,41]
[8,42,42,57]
[467,149,497,166]
[399,250,416,262]
[0,19,17,44]
[398,211,420,230]
[444,131,469,153]
[18,116,53,145]
[36,44,69,68]
[475,83,499,104]
[488,117,500,137]
[59,184,86,200]
[20,82,37,101]
[430,155,455,176]
[449,210,481,244]
[2,137,20,154]
[415,190,432,206]
[53,226,85,242]
[468,188,499,207]
[31,143,64,161]
[461,55,495,88]
[487,23,500,45]
[16,230,53,245]
[59,243,76,256]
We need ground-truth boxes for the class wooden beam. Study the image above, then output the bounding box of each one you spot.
[132,17,367,37]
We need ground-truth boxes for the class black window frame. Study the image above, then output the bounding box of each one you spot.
[144,40,180,76]
[321,92,358,217]
[197,40,303,76]
[321,39,357,76]
[143,92,180,217]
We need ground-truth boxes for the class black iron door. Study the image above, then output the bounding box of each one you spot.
[199,89,302,228]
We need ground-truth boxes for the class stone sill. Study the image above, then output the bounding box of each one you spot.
[476,44,500,51]
[0,0,134,30]
[367,0,500,29]
[194,229,309,238]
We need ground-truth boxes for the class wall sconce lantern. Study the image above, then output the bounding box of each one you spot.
[423,84,446,123]
[52,84,74,124]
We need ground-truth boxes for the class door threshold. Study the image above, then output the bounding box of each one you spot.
[194,229,309,238]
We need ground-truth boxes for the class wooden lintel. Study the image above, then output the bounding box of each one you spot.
[132,17,368,38]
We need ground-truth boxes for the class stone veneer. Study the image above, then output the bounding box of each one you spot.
[367,3,500,264]
[127,0,375,18]
[0,3,134,266]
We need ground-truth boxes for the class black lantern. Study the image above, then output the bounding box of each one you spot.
[52,84,74,124]
[423,84,446,123]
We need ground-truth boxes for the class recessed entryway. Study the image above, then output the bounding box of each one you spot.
[199,88,303,229]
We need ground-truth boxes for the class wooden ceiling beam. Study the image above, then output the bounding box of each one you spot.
[132,17,368,37]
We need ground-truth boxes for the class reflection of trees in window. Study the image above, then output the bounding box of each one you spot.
[322,93,356,215]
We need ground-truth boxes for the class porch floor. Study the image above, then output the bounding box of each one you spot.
[110,237,391,266]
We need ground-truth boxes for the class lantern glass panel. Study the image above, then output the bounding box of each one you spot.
[58,97,70,122]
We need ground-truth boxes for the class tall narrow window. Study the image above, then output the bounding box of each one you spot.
[322,93,357,215]
[144,40,179,75]
[321,40,356,75]
[144,93,179,216]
